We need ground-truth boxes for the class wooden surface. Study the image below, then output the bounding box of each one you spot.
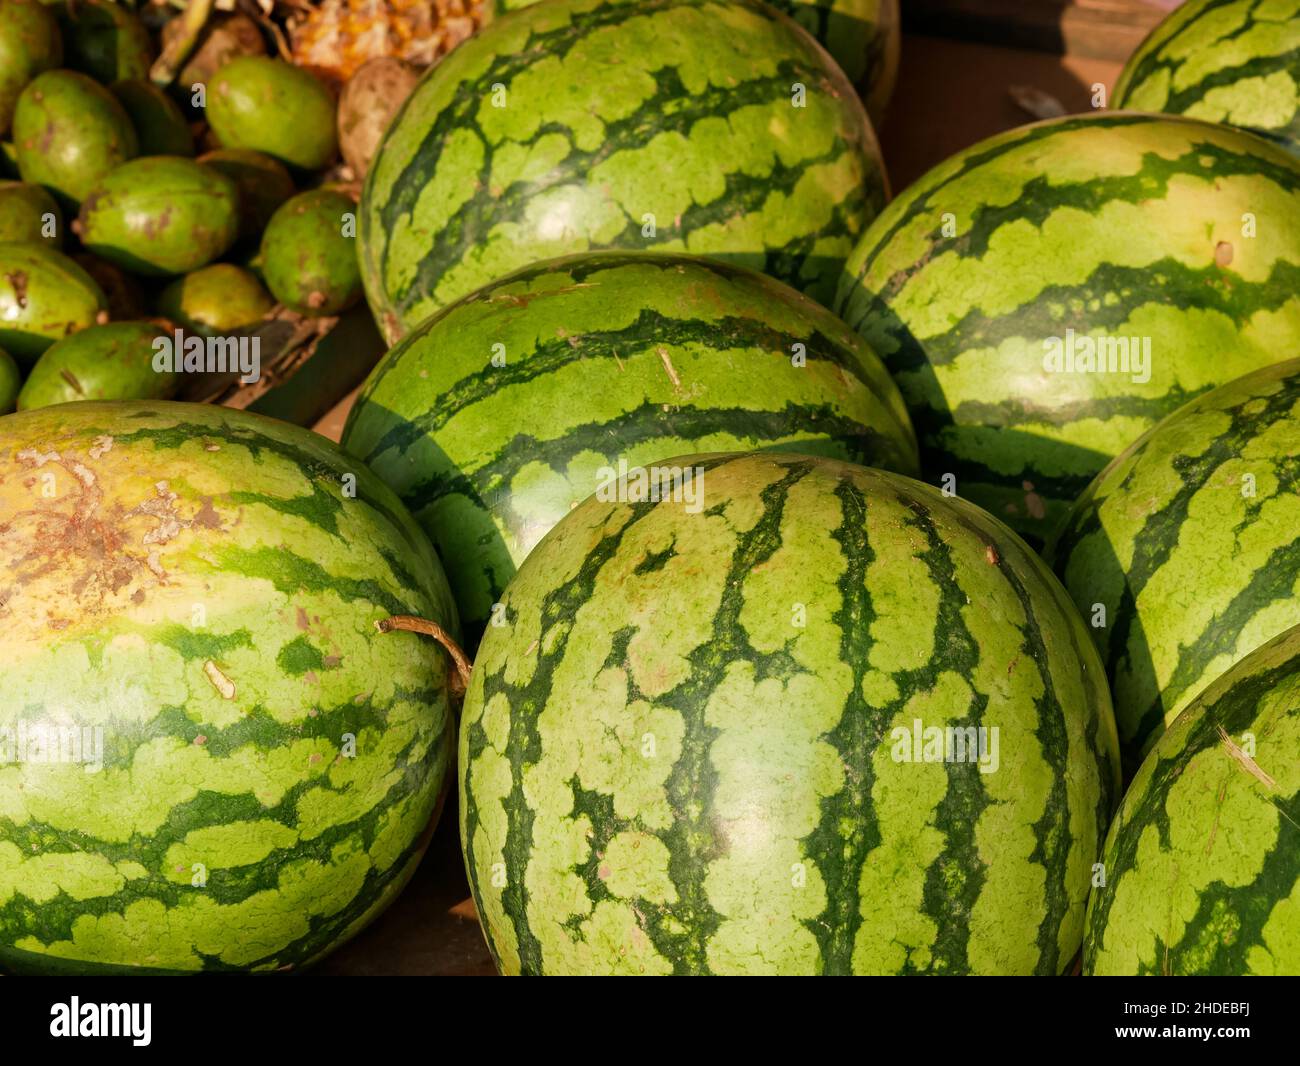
[311,384,360,444]
[311,34,1126,977]
[904,0,1176,60]
[878,35,1123,195]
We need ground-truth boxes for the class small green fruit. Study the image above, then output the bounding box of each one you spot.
[0,241,108,365]
[53,0,155,84]
[0,0,62,137]
[0,180,62,245]
[18,321,178,410]
[77,156,240,276]
[261,189,361,316]
[157,264,274,336]
[112,80,195,157]
[197,148,294,245]
[208,57,337,171]
[13,70,138,207]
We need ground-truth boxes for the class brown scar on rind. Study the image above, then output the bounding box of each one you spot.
[657,346,681,389]
[191,496,222,531]
[1216,725,1276,790]
[204,660,236,700]
[131,481,184,546]
[6,270,29,309]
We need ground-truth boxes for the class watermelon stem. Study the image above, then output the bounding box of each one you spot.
[375,615,471,699]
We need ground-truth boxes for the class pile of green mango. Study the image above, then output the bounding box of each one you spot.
[0,0,380,415]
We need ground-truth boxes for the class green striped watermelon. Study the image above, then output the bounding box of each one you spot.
[834,111,1300,545]
[1048,358,1300,775]
[769,0,900,123]
[459,451,1121,975]
[492,0,902,125]
[0,401,459,973]
[341,252,919,644]
[1115,0,1300,159]
[359,0,888,342]
[1084,622,1300,975]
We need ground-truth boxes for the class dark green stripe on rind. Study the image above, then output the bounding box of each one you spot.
[343,252,918,642]
[1115,0,1300,159]
[834,110,1300,543]
[359,0,886,336]
[894,498,991,973]
[1084,623,1300,975]
[1047,357,1300,775]
[460,452,1119,974]
[0,402,458,973]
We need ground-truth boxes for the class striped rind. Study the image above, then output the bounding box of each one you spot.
[495,0,902,122]
[765,0,900,120]
[1047,357,1300,774]
[1114,0,1300,159]
[459,451,1120,975]
[1083,622,1300,975]
[0,402,458,973]
[359,0,888,341]
[833,110,1300,544]
[342,251,919,642]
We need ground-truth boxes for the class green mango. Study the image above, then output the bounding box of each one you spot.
[78,156,239,276]
[207,57,337,171]
[112,80,195,157]
[0,241,108,365]
[261,189,361,316]
[157,263,273,336]
[13,70,138,207]
[53,0,155,85]
[0,345,20,413]
[0,0,62,137]
[17,320,177,410]
[0,180,62,245]
[197,148,294,244]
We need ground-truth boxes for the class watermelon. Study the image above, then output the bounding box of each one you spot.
[834,111,1300,545]
[341,251,919,644]
[459,451,1121,975]
[492,0,902,125]
[0,401,459,973]
[1115,0,1300,160]
[1084,622,1300,975]
[358,0,888,342]
[1048,357,1300,775]
[768,0,900,123]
